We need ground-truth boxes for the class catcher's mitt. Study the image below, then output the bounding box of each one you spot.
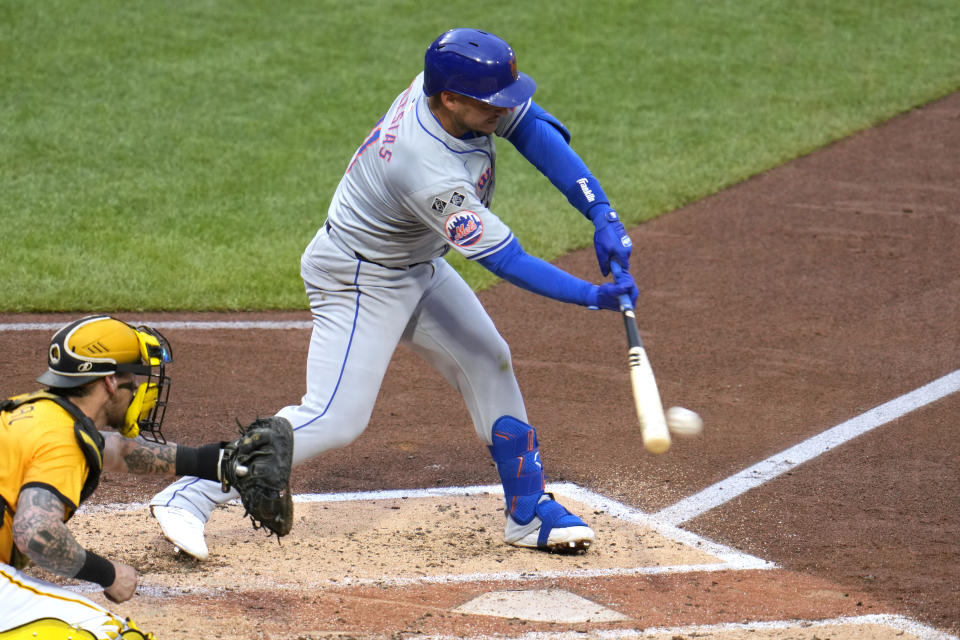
[220,416,294,537]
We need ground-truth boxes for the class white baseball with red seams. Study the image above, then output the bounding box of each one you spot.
[666,406,704,436]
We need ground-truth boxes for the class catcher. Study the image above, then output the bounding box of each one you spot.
[0,315,293,639]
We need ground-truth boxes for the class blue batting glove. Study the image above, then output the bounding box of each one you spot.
[591,269,640,311]
[591,207,633,276]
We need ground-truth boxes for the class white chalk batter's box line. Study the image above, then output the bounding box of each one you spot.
[423,615,960,640]
[78,481,772,593]
[71,486,960,639]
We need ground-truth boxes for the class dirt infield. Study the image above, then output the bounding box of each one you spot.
[3,91,959,638]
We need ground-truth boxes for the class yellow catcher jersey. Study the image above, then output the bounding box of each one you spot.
[1,396,89,566]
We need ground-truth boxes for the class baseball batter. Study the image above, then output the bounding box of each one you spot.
[152,28,638,559]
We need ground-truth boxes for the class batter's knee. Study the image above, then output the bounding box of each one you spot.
[277,404,371,465]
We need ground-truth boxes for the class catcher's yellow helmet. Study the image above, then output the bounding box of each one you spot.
[37,315,173,441]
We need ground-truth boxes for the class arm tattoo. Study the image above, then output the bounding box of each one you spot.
[102,431,177,475]
[12,487,85,577]
[123,438,177,474]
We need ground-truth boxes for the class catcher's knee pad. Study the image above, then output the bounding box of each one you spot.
[488,416,545,524]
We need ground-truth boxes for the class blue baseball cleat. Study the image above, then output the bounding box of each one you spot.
[503,493,594,553]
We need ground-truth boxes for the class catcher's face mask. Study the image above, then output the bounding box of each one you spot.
[37,315,173,441]
[117,325,173,443]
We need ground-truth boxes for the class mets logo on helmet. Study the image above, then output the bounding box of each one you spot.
[445,211,483,247]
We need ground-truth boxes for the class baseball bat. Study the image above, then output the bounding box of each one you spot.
[610,261,671,454]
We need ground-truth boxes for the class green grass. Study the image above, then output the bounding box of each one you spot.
[2,0,959,310]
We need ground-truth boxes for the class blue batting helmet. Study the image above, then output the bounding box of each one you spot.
[423,29,537,107]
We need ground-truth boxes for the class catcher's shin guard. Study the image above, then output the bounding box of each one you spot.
[0,619,98,639]
[0,617,154,639]
[488,416,545,524]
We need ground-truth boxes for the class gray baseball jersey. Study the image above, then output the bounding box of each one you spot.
[313,72,529,268]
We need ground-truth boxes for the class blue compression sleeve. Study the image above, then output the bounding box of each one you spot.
[477,238,596,307]
[506,101,611,222]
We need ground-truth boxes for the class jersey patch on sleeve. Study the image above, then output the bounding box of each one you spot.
[445,211,484,247]
[434,190,468,212]
[430,190,469,216]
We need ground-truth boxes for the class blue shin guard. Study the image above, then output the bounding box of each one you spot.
[489,416,593,551]
[488,416,546,524]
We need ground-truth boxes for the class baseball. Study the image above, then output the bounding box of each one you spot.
[665,406,703,436]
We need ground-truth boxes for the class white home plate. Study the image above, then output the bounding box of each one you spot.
[454,589,629,623]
